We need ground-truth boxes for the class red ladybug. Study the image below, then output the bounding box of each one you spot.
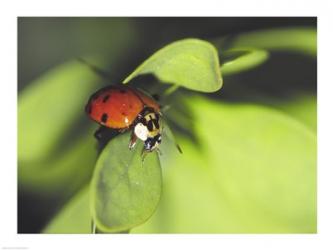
[85,85,162,152]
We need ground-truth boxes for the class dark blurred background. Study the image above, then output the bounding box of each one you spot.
[18,17,316,91]
[18,17,316,233]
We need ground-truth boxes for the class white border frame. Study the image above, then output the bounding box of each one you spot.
[1,0,333,249]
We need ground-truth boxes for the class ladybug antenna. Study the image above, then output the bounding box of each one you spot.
[176,144,183,154]
[77,57,112,81]
[163,124,183,155]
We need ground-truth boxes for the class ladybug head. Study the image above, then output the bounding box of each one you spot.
[134,110,162,152]
[144,134,162,152]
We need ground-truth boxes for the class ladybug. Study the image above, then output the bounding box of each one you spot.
[85,85,162,153]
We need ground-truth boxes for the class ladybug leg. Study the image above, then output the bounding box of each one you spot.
[94,126,108,140]
[128,131,138,150]
[94,126,120,150]
[163,123,183,154]
[141,149,148,164]
[118,128,128,133]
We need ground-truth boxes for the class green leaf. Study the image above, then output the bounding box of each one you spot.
[43,186,91,233]
[133,96,316,233]
[18,131,97,195]
[221,49,269,76]
[272,94,317,132]
[18,60,102,194]
[18,60,101,163]
[123,39,222,93]
[215,27,316,57]
[90,132,162,233]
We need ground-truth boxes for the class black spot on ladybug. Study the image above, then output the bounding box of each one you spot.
[147,120,154,132]
[120,89,126,94]
[101,113,108,123]
[102,95,110,103]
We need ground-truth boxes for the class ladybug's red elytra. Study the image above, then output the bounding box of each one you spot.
[85,85,162,152]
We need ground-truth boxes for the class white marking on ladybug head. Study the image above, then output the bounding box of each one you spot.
[134,123,149,141]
